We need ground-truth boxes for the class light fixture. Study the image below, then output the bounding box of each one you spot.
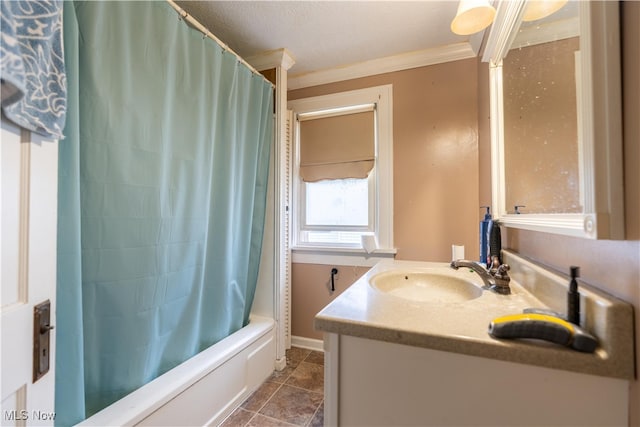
[451,0,569,36]
[522,0,568,22]
[450,0,496,36]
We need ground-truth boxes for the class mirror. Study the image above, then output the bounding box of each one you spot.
[483,0,624,239]
[504,3,581,214]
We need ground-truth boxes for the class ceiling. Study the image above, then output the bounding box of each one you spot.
[176,1,482,89]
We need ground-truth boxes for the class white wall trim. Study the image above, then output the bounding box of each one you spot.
[289,42,476,90]
[291,336,324,352]
[247,48,296,72]
[288,85,394,253]
[487,1,624,239]
[292,247,395,267]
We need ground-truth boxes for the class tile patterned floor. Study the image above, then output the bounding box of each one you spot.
[221,347,324,427]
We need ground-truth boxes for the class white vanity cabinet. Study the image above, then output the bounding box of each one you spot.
[315,257,634,426]
[324,333,628,426]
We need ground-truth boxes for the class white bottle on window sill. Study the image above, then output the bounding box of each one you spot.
[361,235,378,254]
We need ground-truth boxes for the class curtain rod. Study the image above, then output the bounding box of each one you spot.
[165,0,274,87]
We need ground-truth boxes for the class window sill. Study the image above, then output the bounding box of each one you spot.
[291,245,397,266]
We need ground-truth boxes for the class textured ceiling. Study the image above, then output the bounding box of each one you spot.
[176,1,471,78]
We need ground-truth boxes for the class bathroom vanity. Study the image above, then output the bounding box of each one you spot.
[314,251,634,426]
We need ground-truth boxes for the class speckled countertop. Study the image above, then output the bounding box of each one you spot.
[314,252,635,380]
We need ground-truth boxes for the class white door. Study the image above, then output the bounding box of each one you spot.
[1,118,58,426]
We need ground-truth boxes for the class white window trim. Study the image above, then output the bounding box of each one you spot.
[288,85,395,264]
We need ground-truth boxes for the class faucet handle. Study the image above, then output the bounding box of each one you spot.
[494,263,511,286]
[490,263,511,294]
[488,255,501,275]
[496,263,510,276]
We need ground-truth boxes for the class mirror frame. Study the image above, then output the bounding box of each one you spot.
[483,0,624,239]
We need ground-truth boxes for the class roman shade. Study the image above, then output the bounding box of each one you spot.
[299,109,375,182]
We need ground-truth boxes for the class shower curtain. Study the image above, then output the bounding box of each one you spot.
[55,2,274,425]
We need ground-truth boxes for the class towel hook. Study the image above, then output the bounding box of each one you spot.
[330,268,338,292]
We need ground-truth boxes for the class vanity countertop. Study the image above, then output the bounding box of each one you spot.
[314,252,635,380]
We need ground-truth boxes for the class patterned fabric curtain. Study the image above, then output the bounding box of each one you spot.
[0,0,66,139]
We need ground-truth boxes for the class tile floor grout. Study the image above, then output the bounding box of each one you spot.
[307,397,324,427]
[243,382,320,427]
[221,347,324,427]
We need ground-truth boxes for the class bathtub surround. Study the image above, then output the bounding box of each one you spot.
[78,317,276,426]
[56,2,273,424]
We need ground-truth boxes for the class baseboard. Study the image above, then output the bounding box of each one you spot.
[291,335,324,352]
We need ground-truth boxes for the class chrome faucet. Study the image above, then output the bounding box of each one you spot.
[450,256,511,295]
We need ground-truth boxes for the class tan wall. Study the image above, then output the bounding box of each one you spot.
[498,3,640,423]
[288,58,479,340]
[291,263,370,339]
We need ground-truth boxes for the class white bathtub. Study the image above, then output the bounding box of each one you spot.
[78,315,276,426]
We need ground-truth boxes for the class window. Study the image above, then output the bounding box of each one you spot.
[302,176,373,245]
[288,85,393,259]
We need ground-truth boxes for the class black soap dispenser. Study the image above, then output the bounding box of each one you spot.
[487,219,501,268]
[567,266,580,325]
[479,206,491,265]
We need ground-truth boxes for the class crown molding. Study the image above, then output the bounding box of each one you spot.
[288,42,477,90]
[247,48,296,72]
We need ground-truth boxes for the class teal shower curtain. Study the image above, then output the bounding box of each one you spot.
[56,2,274,425]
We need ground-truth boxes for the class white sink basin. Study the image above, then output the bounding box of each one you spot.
[369,271,483,303]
